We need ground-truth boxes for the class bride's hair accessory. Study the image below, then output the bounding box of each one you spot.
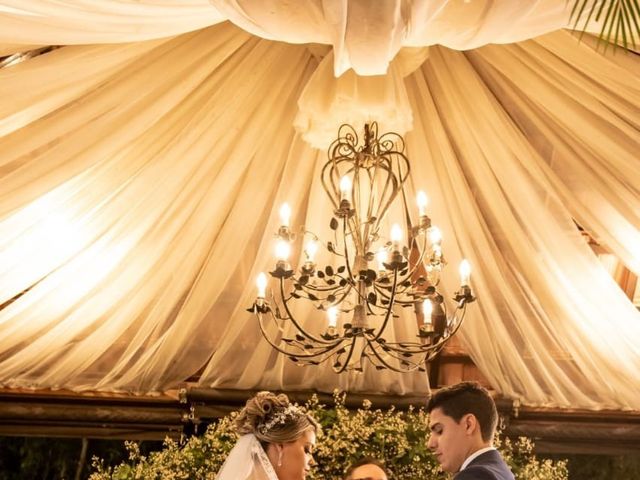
[257,404,302,434]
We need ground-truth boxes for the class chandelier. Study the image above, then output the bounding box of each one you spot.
[249,123,475,373]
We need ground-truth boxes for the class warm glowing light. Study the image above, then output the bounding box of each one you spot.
[327,306,338,328]
[422,299,433,324]
[256,273,268,297]
[459,259,471,286]
[279,203,291,227]
[305,240,318,262]
[390,224,403,245]
[376,247,388,271]
[417,191,428,216]
[339,176,352,200]
[429,226,442,245]
[275,239,291,261]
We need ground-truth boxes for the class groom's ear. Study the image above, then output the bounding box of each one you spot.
[462,413,479,436]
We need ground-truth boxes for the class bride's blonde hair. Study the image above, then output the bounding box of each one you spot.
[235,391,319,444]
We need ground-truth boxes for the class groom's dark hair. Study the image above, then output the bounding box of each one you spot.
[426,381,498,442]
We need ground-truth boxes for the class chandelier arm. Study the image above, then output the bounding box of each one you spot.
[341,217,357,283]
[371,268,398,341]
[285,340,351,360]
[331,225,345,258]
[256,310,330,356]
[377,150,411,231]
[379,149,410,223]
[363,340,398,371]
[383,304,468,355]
[256,308,349,360]
[297,280,344,294]
[371,285,416,310]
[377,340,440,355]
[373,343,430,372]
[332,285,354,309]
[297,278,355,307]
[401,231,430,282]
[381,130,410,178]
[446,302,468,337]
[373,158,397,226]
[350,169,364,255]
[334,336,358,374]
[364,337,422,372]
[372,281,393,298]
[278,278,336,345]
[372,276,408,302]
[361,165,376,250]
[321,152,342,212]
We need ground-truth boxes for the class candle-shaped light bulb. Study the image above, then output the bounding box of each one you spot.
[275,239,291,261]
[429,226,442,245]
[279,203,291,227]
[376,247,388,271]
[417,190,428,217]
[256,272,267,298]
[305,240,318,263]
[327,306,338,328]
[390,224,403,249]
[339,176,352,201]
[422,299,433,324]
[459,259,471,286]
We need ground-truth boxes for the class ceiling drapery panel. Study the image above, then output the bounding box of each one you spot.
[0,3,638,409]
[0,1,224,44]
[2,0,601,74]
[405,40,640,408]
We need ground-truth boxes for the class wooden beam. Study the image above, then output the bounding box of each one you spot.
[1,387,639,455]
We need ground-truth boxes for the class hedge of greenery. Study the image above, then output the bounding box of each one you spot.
[90,392,568,480]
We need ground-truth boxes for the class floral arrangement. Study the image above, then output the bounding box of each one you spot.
[90,392,567,480]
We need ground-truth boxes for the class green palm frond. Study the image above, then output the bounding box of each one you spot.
[570,0,640,51]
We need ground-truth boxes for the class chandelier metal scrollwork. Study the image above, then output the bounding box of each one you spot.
[249,123,475,373]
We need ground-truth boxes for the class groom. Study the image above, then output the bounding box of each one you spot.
[426,382,515,480]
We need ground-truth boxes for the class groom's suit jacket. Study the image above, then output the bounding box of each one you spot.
[453,449,515,480]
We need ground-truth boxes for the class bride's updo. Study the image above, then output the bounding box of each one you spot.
[235,391,319,444]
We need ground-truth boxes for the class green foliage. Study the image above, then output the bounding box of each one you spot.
[545,453,640,480]
[570,0,640,50]
[494,436,568,480]
[0,437,79,480]
[0,437,160,480]
[306,393,441,479]
[89,392,568,480]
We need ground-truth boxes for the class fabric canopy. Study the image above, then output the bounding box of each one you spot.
[0,1,638,410]
[0,0,602,73]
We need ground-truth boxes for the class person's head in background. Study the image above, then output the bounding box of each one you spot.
[426,381,498,473]
[343,457,389,480]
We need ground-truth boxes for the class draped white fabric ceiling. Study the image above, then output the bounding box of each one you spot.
[0,1,638,410]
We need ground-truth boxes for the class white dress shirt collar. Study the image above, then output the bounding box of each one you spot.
[460,446,496,471]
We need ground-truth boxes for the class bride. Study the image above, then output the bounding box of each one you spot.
[215,391,320,480]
